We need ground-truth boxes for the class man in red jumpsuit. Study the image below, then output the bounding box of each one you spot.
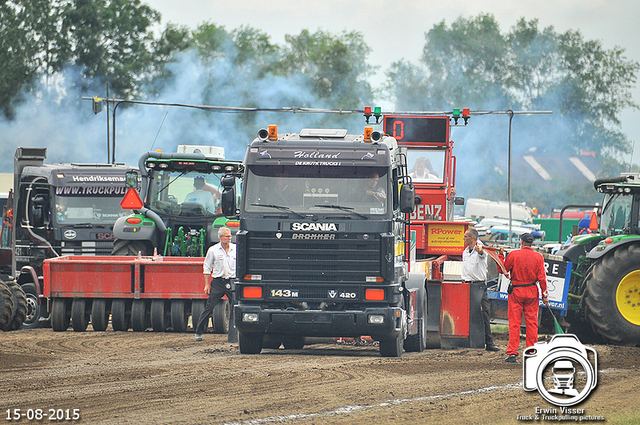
[502,233,549,363]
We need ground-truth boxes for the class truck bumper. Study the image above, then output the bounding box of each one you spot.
[234,305,403,339]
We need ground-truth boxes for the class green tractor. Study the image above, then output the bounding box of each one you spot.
[557,173,640,345]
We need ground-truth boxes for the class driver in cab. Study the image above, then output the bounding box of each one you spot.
[184,177,216,214]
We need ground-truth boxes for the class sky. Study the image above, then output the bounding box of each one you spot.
[149,0,640,167]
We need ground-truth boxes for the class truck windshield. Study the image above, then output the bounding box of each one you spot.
[54,194,130,225]
[244,165,389,216]
[148,171,224,216]
[406,149,446,183]
[600,193,633,236]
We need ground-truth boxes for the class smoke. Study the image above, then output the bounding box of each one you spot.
[0,50,367,171]
[0,42,621,215]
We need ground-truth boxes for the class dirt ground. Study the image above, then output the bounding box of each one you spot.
[1,327,638,425]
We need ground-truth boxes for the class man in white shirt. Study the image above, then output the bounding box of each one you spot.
[184,177,216,214]
[194,226,236,341]
[462,227,500,352]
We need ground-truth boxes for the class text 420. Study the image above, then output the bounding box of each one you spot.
[270,289,299,298]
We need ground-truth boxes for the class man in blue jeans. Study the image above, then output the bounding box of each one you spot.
[195,226,235,341]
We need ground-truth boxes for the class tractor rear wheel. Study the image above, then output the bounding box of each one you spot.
[3,281,27,331]
[0,282,13,330]
[584,243,640,345]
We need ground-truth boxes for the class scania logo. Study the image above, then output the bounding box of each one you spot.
[64,229,77,239]
[290,222,338,231]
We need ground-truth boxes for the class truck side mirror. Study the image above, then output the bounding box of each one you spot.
[221,174,236,217]
[400,183,415,214]
[125,171,138,189]
[454,196,465,205]
[30,193,48,228]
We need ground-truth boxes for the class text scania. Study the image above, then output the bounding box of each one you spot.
[291,223,339,231]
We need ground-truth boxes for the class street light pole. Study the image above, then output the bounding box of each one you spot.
[507,110,514,242]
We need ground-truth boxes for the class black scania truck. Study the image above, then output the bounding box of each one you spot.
[226,126,426,357]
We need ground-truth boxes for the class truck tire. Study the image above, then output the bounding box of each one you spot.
[3,281,28,331]
[238,332,263,354]
[20,282,43,329]
[131,299,149,332]
[151,300,170,332]
[191,300,207,332]
[379,332,404,357]
[71,299,90,332]
[212,298,230,334]
[282,334,305,350]
[404,318,426,352]
[51,298,71,331]
[112,240,149,256]
[91,299,110,331]
[0,282,13,331]
[584,243,640,345]
[111,299,131,331]
[404,290,427,353]
[171,300,189,332]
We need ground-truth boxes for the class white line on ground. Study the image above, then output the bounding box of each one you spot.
[225,382,523,425]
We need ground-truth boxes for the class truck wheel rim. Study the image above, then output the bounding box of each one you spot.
[616,270,640,325]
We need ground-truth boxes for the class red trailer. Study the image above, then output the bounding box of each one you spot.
[43,254,226,333]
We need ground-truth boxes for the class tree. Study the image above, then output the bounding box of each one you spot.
[62,0,161,97]
[0,0,70,118]
[384,14,639,214]
[278,29,375,110]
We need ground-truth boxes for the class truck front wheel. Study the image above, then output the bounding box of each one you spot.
[20,283,42,329]
[238,332,263,354]
[584,243,640,345]
[379,333,403,357]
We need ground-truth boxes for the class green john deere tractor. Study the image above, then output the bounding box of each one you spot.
[557,173,640,345]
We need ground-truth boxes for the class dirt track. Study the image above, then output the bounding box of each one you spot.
[1,327,638,424]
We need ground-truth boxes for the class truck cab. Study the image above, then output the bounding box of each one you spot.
[232,126,424,357]
[12,147,136,327]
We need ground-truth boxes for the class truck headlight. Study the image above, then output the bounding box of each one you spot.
[242,313,260,323]
[368,314,385,324]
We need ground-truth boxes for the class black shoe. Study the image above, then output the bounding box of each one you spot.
[486,343,500,352]
[505,354,517,363]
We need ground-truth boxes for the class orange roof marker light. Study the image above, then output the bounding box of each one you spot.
[364,126,373,142]
[268,125,278,140]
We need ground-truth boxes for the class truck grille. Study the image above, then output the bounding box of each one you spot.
[246,232,380,284]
